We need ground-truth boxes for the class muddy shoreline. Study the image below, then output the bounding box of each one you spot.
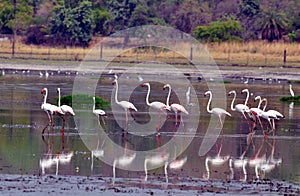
[1,174,300,195]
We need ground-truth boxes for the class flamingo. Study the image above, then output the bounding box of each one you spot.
[57,88,75,120]
[112,77,138,131]
[261,98,284,131]
[228,90,250,119]
[163,84,189,126]
[41,88,63,128]
[204,91,231,127]
[141,82,169,130]
[92,96,106,127]
[248,95,266,132]
[289,84,295,97]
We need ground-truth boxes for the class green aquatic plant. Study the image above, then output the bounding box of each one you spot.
[279,96,300,103]
[55,94,110,110]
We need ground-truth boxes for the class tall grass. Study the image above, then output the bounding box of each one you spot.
[0,38,299,67]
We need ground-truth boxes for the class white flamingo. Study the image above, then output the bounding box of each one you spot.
[41,88,63,128]
[250,96,265,131]
[163,84,189,126]
[261,98,284,131]
[57,88,75,120]
[112,77,138,131]
[141,82,169,130]
[92,96,106,127]
[204,91,231,127]
[289,84,295,97]
[228,90,250,119]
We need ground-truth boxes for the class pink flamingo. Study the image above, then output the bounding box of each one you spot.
[41,88,63,129]
[141,82,170,130]
[163,84,189,126]
[261,98,284,131]
[112,77,138,131]
[204,90,231,127]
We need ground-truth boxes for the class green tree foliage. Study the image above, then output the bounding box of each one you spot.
[238,0,261,40]
[257,9,288,42]
[50,0,94,46]
[93,7,110,36]
[194,18,242,42]
[0,0,33,34]
[107,0,138,32]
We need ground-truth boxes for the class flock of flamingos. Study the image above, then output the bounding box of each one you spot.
[40,75,294,182]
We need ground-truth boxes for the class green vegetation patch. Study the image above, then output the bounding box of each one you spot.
[55,94,110,110]
[280,96,300,103]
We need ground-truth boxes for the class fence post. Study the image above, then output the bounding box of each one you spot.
[100,43,103,60]
[283,49,287,66]
[190,46,193,62]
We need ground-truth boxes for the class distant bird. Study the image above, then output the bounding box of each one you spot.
[57,88,75,120]
[163,84,189,126]
[204,91,231,127]
[138,75,143,82]
[112,76,138,131]
[186,86,191,106]
[289,84,295,97]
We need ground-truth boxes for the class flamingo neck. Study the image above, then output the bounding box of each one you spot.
[244,90,249,105]
[93,98,95,112]
[145,84,151,106]
[43,88,48,104]
[114,80,120,105]
[58,89,61,107]
[206,92,213,113]
[230,91,236,111]
[262,98,268,111]
[256,96,262,109]
[166,85,171,107]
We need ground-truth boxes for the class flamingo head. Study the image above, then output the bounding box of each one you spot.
[41,88,47,94]
[141,82,149,87]
[57,88,60,93]
[112,79,117,85]
[241,89,249,94]
[228,90,235,96]
[163,84,170,90]
[204,91,211,97]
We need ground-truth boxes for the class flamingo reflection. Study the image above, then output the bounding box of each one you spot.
[112,139,136,185]
[144,152,169,182]
[91,138,105,172]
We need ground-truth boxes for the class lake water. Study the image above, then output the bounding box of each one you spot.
[0,70,299,189]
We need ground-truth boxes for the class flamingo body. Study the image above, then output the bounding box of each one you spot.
[92,96,106,116]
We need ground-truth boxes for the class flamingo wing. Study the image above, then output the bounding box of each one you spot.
[61,105,75,115]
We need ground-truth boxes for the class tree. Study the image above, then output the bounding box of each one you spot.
[0,0,33,34]
[237,0,261,40]
[107,0,138,32]
[170,0,211,34]
[257,9,288,42]
[194,18,242,42]
[50,0,94,46]
[93,7,110,36]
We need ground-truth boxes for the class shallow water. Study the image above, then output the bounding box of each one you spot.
[0,72,300,191]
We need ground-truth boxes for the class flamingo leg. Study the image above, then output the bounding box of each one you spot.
[180,113,184,127]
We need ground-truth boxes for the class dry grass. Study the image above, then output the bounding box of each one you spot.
[0,37,300,67]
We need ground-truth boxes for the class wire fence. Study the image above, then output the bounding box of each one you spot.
[0,37,300,68]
